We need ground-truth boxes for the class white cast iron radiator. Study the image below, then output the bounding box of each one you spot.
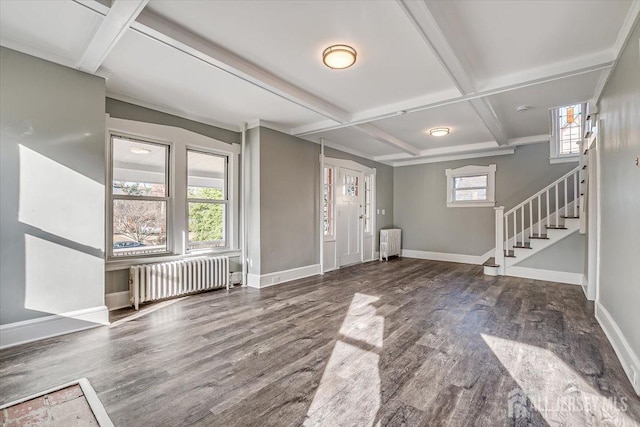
[380,228,401,261]
[129,256,229,310]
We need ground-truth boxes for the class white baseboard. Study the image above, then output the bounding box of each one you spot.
[401,248,494,265]
[506,266,582,285]
[105,291,130,311]
[595,302,640,395]
[247,264,321,289]
[0,306,109,349]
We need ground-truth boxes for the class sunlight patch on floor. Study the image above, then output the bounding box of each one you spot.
[482,333,635,426]
[305,293,384,426]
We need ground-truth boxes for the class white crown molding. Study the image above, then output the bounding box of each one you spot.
[301,135,378,162]
[246,119,292,136]
[0,36,77,70]
[107,91,241,133]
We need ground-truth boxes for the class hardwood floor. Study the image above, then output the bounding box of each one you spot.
[1,259,639,426]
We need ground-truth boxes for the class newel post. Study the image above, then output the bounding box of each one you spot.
[494,206,505,275]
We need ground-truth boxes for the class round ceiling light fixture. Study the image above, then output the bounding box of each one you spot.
[130,147,151,155]
[429,127,450,137]
[516,105,530,113]
[322,44,357,69]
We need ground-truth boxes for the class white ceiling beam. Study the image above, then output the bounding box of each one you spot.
[133,10,351,124]
[292,58,613,137]
[386,148,515,168]
[75,1,352,124]
[374,140,500,163]
[352,124,421,156]
[293,6,613,138]
[507,134,550,147]
[396,0,509,145]
[76,0,149,73]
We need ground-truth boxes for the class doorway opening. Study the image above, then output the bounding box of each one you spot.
[322,157,376,272]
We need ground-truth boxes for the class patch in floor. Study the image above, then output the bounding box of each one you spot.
[0,379,112,427]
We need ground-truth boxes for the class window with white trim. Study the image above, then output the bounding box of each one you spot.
[323,166,335,238]
[445,165,496,208]
[111,135,170,257]
[107,120,238,263]
[187,150,228,250]
[550,102,585,162]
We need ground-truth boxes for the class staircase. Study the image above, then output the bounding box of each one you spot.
[485,166,582,277]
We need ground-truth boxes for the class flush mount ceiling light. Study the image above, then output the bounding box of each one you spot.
[516,105,530,112]
[130,147,151,155]
[429,127,450,137]
[322,44,357,69]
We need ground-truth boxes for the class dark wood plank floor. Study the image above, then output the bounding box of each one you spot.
[1,259,639,426]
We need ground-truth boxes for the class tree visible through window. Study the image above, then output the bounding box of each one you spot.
[111,136,168,257]
[187,150,227,250]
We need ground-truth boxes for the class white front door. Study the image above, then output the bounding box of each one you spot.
[336,167,363,267]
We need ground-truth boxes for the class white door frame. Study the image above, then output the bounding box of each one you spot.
[320,156,376,272]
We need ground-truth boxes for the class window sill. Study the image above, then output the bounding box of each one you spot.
[106,249,241,272]
[447,201,496,208]
[550,156,579,164]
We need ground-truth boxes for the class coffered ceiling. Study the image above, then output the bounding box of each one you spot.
[1,0,638,165]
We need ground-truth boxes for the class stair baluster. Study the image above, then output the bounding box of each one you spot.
[494,166,581,275]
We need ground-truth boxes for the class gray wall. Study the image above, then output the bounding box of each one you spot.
[0,48,106,324]
[260,128,320,274]
[518,233,585,273]
[105,98,240,144]
[394,144,576,256]
[324,147,394,249]
[597,23,640,356]
[255,128,393,275]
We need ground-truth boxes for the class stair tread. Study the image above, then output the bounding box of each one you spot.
[530,234,549,239]
[561,215,579,219]
[546,225,568,229]
[513,243,532,249]
[483,257,499,268]
[504,250,516,258]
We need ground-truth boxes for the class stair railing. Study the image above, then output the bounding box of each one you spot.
[494,166,580,274]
